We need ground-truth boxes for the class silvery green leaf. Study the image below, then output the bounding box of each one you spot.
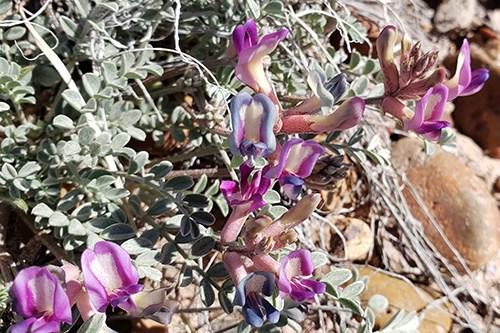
[95,175,116,188]
[263,1,283,14]
[193,174,208,194]
[161,242,177,265]
[127,127,146,141]
[338,297,363,315]
[137,266,162,281]
[148,198,173,216]
[312,252,328,268]
[0,0,12,15]
[18,162,40,178]
[49,211,70,227]
[205,179,219,196]
[165,176,194,191]
[76,313,113,333]
[200,279,215,307]
[68,219,87,236]
[78,127,96,145]
[140,64,164,76]
[32,203,54,218]
[135,250,161,266]
[122,238,153,255]
[219,290,233,314]
[1,163,17,179]
[179,263,193,287]
[53,115,75,130]
[140,229,159,244]
[150,161,173,179]
[101,62,118,82]
[263,190,281,204]
[0,102,9,111]
[95,87,113,99]
[4,26,26,40]
[341,280,365,299]
[111,133,130,150]
[183,194,209,208]
[363,59,379,75]
[190,236,214,257]
[321,268,353,286]
[100,188,129,201]
[82,73,101,96]
[63,141,81,155]
[96,1,118,12]
[215,195,229,216]
[349,51,362,70]
[57,189,84,211]
[59,16,78,38]
[16,96,36,105]
[350,76,369,96]
[120,53,135,75]
[62,90,86,110]
[269,205,287,219]
[125,69,147,79]
[179,215,192,237]
[100,223,135,240]
[207,262,229,279]
[190,211,215,226]
[128,151,149,174]
[368,294,389,313]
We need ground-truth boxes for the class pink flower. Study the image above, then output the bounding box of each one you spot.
[444,39,489,100]
[232,19,288,96]
[403,84,450,140]
[278,249,325,302]
[81,241,143,312]
[10,267,72,333]
[265,139,324,199]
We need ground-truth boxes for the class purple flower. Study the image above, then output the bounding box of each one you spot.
[81,241,143,313]
[444,39,489,101]
[234,272,280,327]
[220,163,272,244]
[9,266,72,333]
[265,139,324,199]
[278,249,325,303]
[229,92,277,166]
[233,19,288,95]
[403,84,451,140]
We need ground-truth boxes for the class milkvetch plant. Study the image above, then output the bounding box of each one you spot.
[1,1,489,332]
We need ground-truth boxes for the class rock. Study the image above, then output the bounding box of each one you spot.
[326,217,372,261]
[391,138,500,271]
[456,133,500,191]
[434,0,484,33]
[450,41,500,158]
[359,267,452,333]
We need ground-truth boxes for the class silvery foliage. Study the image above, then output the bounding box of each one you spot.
[0,0,420,332]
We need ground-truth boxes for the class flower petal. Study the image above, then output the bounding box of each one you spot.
[310,97,365,132]
[376,25,399,94]
[445,39,472,100]
[460,68,489,96]
[232,19,258,55]
[229,92,253,156]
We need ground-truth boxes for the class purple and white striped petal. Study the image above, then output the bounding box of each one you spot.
[81,241,143,312]
[229,92,277,165]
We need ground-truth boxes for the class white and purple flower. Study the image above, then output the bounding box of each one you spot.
[265,139,324,199]
[403,84,451,140]
[234,271,280,327]
[9,266,72,333]
[81,241,143,313]
[444,39,489,100]
[233,19,288,96]
[278,249,325,303]
[220,163,272,244]
[229,92,277,166]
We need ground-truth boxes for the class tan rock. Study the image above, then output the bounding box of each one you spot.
[327,217,373,261]
[359,267,452,333]
[392,138,500,271]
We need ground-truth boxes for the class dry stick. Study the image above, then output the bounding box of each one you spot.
[165,168,229,180]
[0,203,13,282]
[20,5,137,232]
[16,210,73,264]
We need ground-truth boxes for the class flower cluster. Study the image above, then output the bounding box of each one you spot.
[9,241,170,332]
[377,25,488,140]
